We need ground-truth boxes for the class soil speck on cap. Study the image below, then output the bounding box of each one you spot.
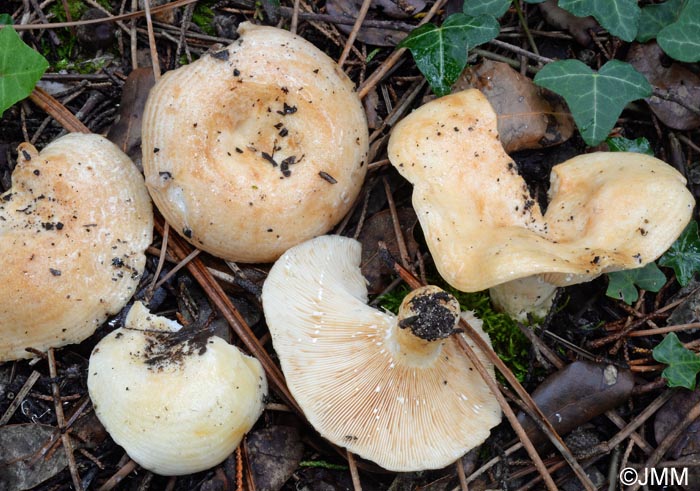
[399,291,458,341]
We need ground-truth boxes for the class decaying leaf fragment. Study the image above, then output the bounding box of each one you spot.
[627,42,700,131]
[454,59,574,152]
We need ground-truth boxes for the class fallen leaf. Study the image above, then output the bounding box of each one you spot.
[358,208,419,294]
[246,425,304,491]
[454,59,574,152]
[325,0,426,47]
[537,0,600,46]
[0,424,67,491]
[517,361,634,447]
[655,388,700,459]
[106,67,155,170]
[627,42,700,131]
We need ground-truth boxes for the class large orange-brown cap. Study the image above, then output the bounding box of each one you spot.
[0,133,153,361]
[142,22,368,263]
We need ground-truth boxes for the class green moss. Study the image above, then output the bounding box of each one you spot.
[376,286,531,382]
[191,0,216,36]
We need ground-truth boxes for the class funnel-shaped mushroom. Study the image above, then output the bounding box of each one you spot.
[0,133,153,361]
[388,89,694,319]
[88,302,267,476]
[262,235,501,472]
[142,22,368,263]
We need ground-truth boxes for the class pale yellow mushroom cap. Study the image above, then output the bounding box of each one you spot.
[262,235,501,472]
[388,89,693,318]
[0,133,153,362]
[142,22,369,263]
[88,301,268,476]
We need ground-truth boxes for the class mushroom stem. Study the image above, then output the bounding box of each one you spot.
[393,286,461,361]
[488,275,559,321]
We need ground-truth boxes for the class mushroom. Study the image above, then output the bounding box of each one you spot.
[88,301,267,476]
[0,133,153,362]
[142,22,369,263]
[387,89,694,320]
[261,235,501,472]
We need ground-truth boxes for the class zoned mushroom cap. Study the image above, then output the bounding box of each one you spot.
[88,301,268,476]
[262,235,501,472]
[142,22,369,263]
[387,89,693,293]
[0,133,153,362]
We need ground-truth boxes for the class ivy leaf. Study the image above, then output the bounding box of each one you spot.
[637,0,684,43]
[653,332,700,390]
[659,221,700,287]
[657,0,700,62]
[400,13,500,97]
[0,14,12,25]
[606,262,666,304]
[463,0,511,18]
[0,26,49,117]
[605,136,653,155]
[533,60,651,146]
[558,0,640,42]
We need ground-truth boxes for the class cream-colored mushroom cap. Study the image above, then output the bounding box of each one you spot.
[88,301,267,476]
[142,22,369,263]
[262,235,501,472]
[0,133,153,362]
[388,89,693,317]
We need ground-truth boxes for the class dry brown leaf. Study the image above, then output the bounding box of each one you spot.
[538,0,600,46]
[0,424,67,491]
[246,426,304,491]
[106,67,155,170]
[517,361,634,447]
[325,0,425,47]
[359,208,419,294]
[627,42,700,131]
[454,59,574,153]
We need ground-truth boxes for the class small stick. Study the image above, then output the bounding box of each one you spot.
[382,177,411,269]
[96,459,138,491]
[147,221,170,297]
[0,370,41,425]
[358,0,446,99]
[347,450,363,491]
[456,458,469,491]
[290,0,300,35]
[337,0,372,67]
[152,247,200,291]
[142,0,161,81]
[48,349,83,491]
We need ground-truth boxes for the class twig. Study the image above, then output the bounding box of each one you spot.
[456,458,469,491]
[337,0,372,67]
[358,0,446,99]
[15,0,200,30]
[627,397,700,491]
[289,0,300,35]
[152,244,200,291]
[142,0,161,81]
[48,348,83,491]
[382,177,411,268]
[0,370,41,425]
[487,38,552,64]
[147,221,170,299]
[97,459,138,491]
[347,450,363,491]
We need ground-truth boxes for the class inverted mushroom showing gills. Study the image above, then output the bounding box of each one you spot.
[262,235,501,472]
[388,89,694,320]
[0,133,153,362]
[88,301,268,476]
[142,22,369,263]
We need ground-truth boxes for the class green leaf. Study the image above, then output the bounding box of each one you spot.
[657,0,700,62]
[0,26,49,117]
[659,221,700,287]
[533,60,652,146]
[606,136,653,155]
[606,263,666,304]
[463,0,511,18]
[558,0,640,42]
[0,14,12,25]
[653,332,700,389]
[400,13,500,97]
[637,0,684,43]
